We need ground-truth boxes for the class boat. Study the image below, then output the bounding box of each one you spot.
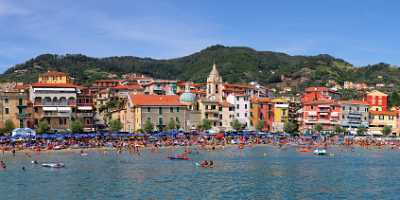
[41,163,65,168]
[313,149,327,155]
[168,156,190,160]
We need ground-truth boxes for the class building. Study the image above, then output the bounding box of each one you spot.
[364,90,388,111]
[302,86,341,102]
[123,94,189,132]
[76,88,95,131]
[301,99,341,134]
[199,64,234,131]
[368,110,398,135]
[250,97,273,131]
[339,100,369,134]
[226,94,251,129]
[0,89,32,129]
[143,79,177,95]
[271,98,289,132]
[179,83,202,130]
[343,81,368,90]
[30,72,79,131]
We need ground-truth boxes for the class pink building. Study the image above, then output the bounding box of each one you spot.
[302,99,341,133]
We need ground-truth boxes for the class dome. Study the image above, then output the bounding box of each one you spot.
[180,92,196,103]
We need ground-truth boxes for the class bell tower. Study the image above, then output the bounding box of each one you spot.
[206,63,223,101]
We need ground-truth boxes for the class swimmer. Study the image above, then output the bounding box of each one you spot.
[22,166,26,171]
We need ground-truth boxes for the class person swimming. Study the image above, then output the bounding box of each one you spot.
[0,161,6,169]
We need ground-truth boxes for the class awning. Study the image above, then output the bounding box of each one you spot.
[57,107,71,111]
[78,106,93,110]
[43,107,57,111]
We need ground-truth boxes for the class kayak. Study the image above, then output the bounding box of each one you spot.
[168,156,190,160]
[41,163,65,168]
[313,149,327,155]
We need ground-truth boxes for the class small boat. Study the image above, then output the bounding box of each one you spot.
[168,156,190,160]
[313,149,327,155]
[41,163,65,168]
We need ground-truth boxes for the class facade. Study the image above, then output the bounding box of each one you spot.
[226,94,251,129]
[368,110,398,135]
[143,80,177,95]
[76,88,95,131]
[339,100,369,134]
[250,97,273,131]
[364,90,388,111]
[38,71,71,84]
[199,64,234,131]
[302,99,341,133]
[302,86,341,102]
[0,89,32,129]
[123,94,189,132]
[271,98,289,132]
[30,72,79,131]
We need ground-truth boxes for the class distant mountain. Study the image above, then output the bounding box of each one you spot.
[1,45,399,91]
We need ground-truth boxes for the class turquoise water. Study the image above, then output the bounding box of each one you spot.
[1,146,400,200]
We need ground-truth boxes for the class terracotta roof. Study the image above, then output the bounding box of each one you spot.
[224,83,255,89]
[31,82,78,88]
[40,71,67,76]
[305,87,329,92]
[112,84,143,90]
[339,100,368,105]
[219,101,233,107]
[95,79,125,83]
[369,110,397,116]
[130,94,185,106]
[303,99,337,105]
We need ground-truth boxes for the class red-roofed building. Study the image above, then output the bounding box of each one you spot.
[119,94,195,132]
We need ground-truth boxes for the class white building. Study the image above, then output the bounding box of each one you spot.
[226,93,251,130]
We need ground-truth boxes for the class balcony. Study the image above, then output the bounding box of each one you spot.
[16,113,30,119]
[76,113,94,118]
[204,109,219,113]
[43,112,72,118]
[34,101,76,107]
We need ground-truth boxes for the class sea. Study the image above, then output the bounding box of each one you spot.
[0,146,399,200]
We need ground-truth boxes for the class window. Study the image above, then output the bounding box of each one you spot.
[147,107,151,112]
[170,107,174,113]
[245,113,248,117]
[159,117,163,125]
[4,98,8,104]
[236,104,239,109]
[219,114,222,119]
[19,98,23,105]
[245,104,248,109]
[236,113,239,117]
[236,97,239,101]
[215,84,218,93]
[349,107,352,111]
[176,117,179,123]
[176,107,180,112]
[389,116,394,120]
[379,115,384,120]
[219,106,222,111]
[205,105,209,110]
[219,122,222,126]
[357,107,359,111]
[4,108,9,114]
[211,105,216,110]
[311,106,314,110]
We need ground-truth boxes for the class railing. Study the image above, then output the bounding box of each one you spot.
[43,112,72,117]
[16,113,31,119]
[76,113,94,118]
[34,101,76,106]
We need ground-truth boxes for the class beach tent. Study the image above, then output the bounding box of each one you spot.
[11,128,36,139]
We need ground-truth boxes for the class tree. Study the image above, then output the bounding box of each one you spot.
[389,91,400,107]
[201,119,212,130]
[70,120,84,133]
[109,119,122,132]
[167,117,176,130]
[382,126,392,136]
[314,124,323,133]
[175,118,181,130]
[256,120,265,131]
[3,119,15,135]
[37,120,49,134]
[284,121,298,134]
[356,126,367,136]
[143,118,154,133]
[334,125,342,135]
[232,118,242,131]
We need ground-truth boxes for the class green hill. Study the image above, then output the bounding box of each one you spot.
[0,45,398,91]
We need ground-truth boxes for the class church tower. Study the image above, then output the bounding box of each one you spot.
[206,63,223,101]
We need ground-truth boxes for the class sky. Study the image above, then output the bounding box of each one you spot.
[0,0,399,72]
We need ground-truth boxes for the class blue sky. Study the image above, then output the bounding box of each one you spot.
[0,0,399,72]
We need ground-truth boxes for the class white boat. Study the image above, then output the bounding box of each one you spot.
[313,149,327,155]
[41,163,65,168]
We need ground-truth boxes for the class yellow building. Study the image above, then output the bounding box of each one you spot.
[271,98,289,132]
[38,71,71,84]
[368,110,398,136]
